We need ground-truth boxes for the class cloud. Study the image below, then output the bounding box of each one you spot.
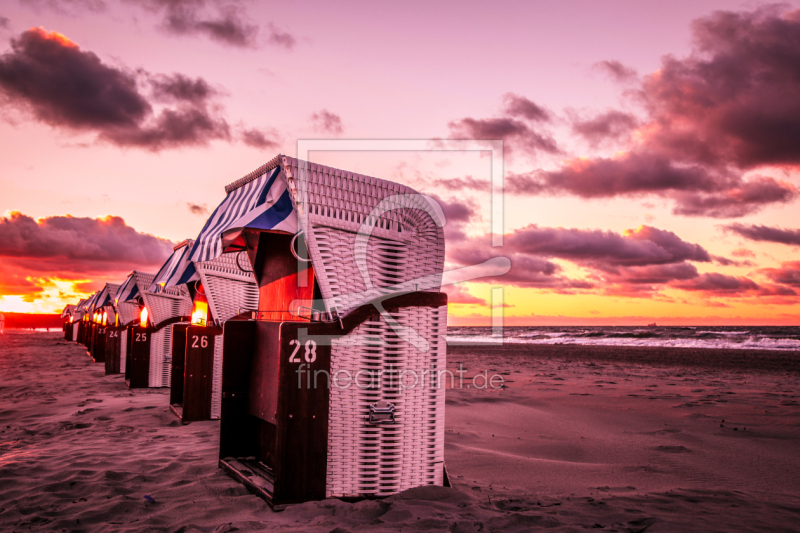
[448,92,559,156]
[311,109,343,134]
[0,211,173,283]
[571,110,638,146]
[504,224,711,267]
[186,202,208,215]
[723,223,800,246]
[433,175,489,192]
[594,60,638,83]
[21,0,106,15]
[0,27,230,150]
[638,7,800,169]
[495,7,800,218]
[507,153,796,218]
[502,93,551,122]
[0,17,9,29]
[760,261,800,287]
[241,127,279,149]
[267,22,295,49]
[127,0,259,48]
[443,284,486,305]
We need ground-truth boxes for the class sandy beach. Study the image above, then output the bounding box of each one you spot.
[2,331,800,532]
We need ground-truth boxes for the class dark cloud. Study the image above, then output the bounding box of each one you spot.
[504,224,711,267]
[495,7,800,218]
[0,17,9,29]
[129,0,259,48]
[0,27,230,150]
[639,7,800,169]
[433,176,489,192]
[760,261,800,287]
[507,153,796,218]
[150,73,218,103]
[241,127,279,149]
[311,109,343,134]
[594,60,638,83]
[187,202,208,215]
[502,93,551,122]
[267,22,295,49]
[571,110,638,146]
[724,223,800,247]
[448,93,559,156]
[0,211,173,277]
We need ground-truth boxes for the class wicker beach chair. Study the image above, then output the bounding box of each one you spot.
[151,239,259,422]
[61,305,76,340]
[117,271,192,388]
[88,283,120,364]
[194,155,448,507]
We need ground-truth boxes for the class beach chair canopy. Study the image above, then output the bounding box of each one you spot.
[61,304,76,318]
[116,272,154,325]
[149,240,198,292]
[95,283,120,308]
[188,154,445,315]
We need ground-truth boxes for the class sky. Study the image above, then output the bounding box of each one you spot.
[1,0,799,325]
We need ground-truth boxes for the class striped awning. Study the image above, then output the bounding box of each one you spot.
[116,275,139,304]
[188,165,297,263]
[149,242,198,292]
[95,284,115,308]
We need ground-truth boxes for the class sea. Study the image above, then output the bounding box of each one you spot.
[446,325,800,351]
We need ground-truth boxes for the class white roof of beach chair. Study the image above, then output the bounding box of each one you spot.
[156,239,258,325]
[188,154,446,315]
[61,304,76,318]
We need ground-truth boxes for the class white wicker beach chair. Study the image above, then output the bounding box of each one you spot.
[151,239,259,421]
[200,155,448,507]
[118,271,191,387]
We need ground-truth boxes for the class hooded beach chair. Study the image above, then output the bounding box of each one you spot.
[195,155,448,508]
[61,305,76,340]
[72,299,87,343]
[88,284,120,364]
[82,291,100,353]
[118,270,192,388]
[148,239,259,423]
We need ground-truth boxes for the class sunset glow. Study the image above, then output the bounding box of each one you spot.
[0,1,798,325]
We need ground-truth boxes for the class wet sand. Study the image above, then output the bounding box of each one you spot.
[1,331,799,532]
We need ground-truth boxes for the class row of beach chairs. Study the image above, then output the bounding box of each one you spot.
[60,155,449,509]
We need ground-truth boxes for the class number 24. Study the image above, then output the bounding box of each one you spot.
[289,339,317,363]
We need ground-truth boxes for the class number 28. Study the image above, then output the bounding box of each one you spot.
[289,339,317,363]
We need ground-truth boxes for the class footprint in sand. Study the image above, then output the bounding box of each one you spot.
[654,445,690,453]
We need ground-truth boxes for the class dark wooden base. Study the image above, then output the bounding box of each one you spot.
[220,455,450,510]
[169,404,186,423]
[220,457,280,509]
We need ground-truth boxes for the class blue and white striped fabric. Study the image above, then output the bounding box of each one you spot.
[149,243,197,292]
[188,166,297,262]
[95,285,113,307]
[116,275,140,303]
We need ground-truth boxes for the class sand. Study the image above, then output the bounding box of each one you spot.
[1,331,799,532]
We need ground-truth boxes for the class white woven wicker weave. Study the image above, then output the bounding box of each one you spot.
[140,289,191,388]
[219,156,449,500]
[193,252,258,419]
[119,330,127,373]
[285,157,445,315]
